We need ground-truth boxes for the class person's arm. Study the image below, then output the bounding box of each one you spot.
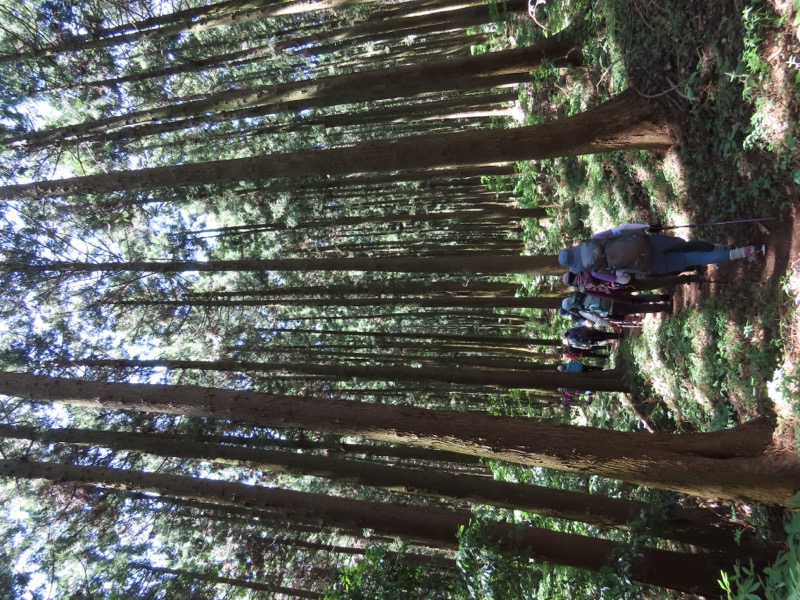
[613,272,632,284]
[579,310,612,328]
[591,269,633,285]
[591,270,619,283]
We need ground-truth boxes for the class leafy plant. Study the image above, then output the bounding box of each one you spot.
[325,545,459,600]
[719,514,800,599]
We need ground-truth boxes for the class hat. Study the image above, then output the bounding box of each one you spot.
[558,247,582,274]
[562,272,574,286]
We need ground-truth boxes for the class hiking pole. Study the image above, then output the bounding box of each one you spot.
[650,217,777,232]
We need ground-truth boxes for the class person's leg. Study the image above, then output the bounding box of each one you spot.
[647,236,699,274]
[648,235,763,274]
[658,247,763,274]
[648,235,693,253]
[681,240,716,252]
[632,273,702,289]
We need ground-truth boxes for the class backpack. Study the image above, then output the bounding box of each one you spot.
[562,292,611,317]
[565,326,594,348]
[575,232,653,275]
[562,292,588,314]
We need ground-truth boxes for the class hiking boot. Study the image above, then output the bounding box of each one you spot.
[729,245,765,260]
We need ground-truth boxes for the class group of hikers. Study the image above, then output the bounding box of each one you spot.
[553,222,765,405]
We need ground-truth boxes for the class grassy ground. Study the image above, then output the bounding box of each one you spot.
[509,0,800,430]
[470,1,800,597]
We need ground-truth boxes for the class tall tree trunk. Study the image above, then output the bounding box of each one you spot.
[9,33,580,148]
[0,423,744,550]
[115,296,562,309]
[188,206,545,238]
[127,561,322,598]
[255,328,557,349]
[0,458,745,596]
[66,358,627,392]
[0,0,372,64]
[0,90,672,200]
[0,372,796,505]
[6,254,563,275]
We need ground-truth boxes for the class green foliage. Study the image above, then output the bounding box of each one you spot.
[456,515,545,600]
[719,514,800,599]
[1,0,797,598]
[455,514,667,600]
[325,546,458,600]
[630,291,779,430]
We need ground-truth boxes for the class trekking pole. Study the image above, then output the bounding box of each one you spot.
[651,217,776,232]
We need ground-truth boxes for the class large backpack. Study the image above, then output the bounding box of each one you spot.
[562,292,588,314]
[576,232,653,275]
[565,326,595,348]
[563,292,611,317]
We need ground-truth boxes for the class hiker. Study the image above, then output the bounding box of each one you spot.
[563,326,621,349]
[559,346,609,361]
[563,270,631,300]
[559,387,594,406]
[564,271,703,299]
[563,271,678,303]
[560,291,671,329]
[557,360,603,373]
[558,223,764,284]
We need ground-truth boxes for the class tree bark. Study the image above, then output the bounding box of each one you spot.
[0,458,744,596]
[115,296,562,309]
[6,254,563,276]
[127,561,322,598]
[0,423,744,549]
[67,357,628,392]
[0,0,372,65]
[10,33,579,148]
[0,90,673,199]
[0,372,795,505]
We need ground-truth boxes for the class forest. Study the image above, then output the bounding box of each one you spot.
[0,0,799,598]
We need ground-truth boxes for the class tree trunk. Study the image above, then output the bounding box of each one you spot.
[0,372,796,505]
[115,296,562,309]
[0,423,744,550]
[7,254,563,276]
[10,33,580,148]
[0,458,745,596]
[67,358,628,392]
[127,562,322,598]
[0,0,372,64]
[0,90,673,199]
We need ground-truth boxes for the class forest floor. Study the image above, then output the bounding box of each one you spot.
[505,1,800,587]
[621,0,800,429]
[510,0,800,431]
